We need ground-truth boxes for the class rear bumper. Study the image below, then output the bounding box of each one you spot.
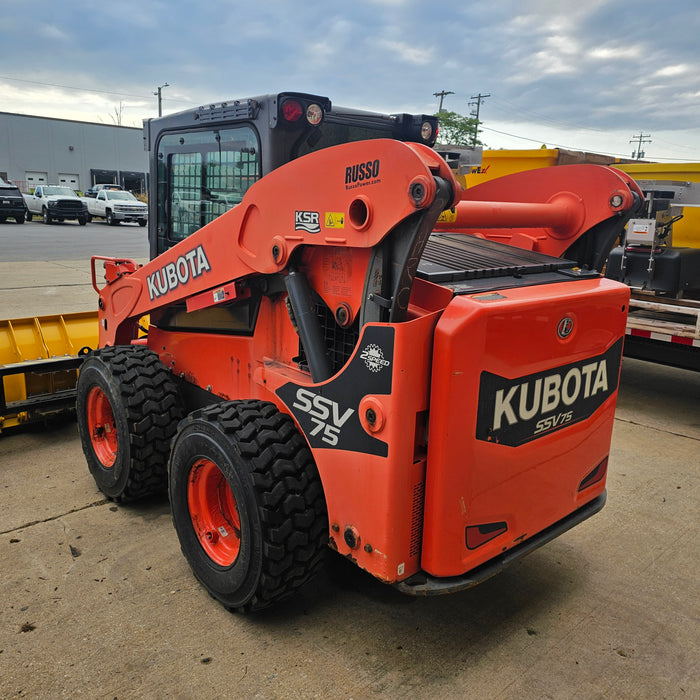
[396,491,606,596]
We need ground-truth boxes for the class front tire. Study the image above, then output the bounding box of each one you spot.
[107,210,118,226]
[76,345,184,502]
[78,215,87,226]
[169,401,328,613]
[26,211,32,221]
[42,207,52,224]
[15,214,25,224]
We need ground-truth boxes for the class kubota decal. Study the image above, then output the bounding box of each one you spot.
[294,211,320,233]
[345,159,381,189]
[146,245,211,301]
[475,338,623,447]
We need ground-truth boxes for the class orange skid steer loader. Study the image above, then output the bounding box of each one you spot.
[77,93,642,612]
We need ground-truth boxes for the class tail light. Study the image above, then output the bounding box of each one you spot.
[281,99,304,122]
[465,521,508,550]
[578,458,608,491]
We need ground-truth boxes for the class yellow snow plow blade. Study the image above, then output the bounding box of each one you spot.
[0,311,98,433]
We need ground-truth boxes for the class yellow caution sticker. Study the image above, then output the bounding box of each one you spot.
[437,209,457,223]
[325,212,345,229]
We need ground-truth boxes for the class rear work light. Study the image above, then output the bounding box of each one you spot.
[306,103,323,126]
[420,121,433,141]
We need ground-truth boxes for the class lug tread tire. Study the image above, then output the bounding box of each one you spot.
[77,345,183,502]
[171,400,328,613]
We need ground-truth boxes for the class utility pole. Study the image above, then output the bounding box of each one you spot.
[433,90,454,112]
[154,82,170,117]
[629,132,651,160]
[468,92,490,146]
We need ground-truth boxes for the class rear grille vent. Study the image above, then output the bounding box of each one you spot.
[296,303,360,375]
[418,234,575,283]
[409,481,425,557]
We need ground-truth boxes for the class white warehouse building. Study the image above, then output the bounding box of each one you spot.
[0,111,147,194]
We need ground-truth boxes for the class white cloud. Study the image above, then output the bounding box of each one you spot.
[653,64,691,78]
[377,39,434,66]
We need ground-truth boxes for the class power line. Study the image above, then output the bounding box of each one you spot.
[480,124,700,162]
[0,74,190,105]
[630,132,652,160]
[468,93,490,146]
[433,90,454,112]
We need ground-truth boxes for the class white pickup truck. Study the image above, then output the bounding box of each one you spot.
[23,185,88,225]
[82,189,148,226]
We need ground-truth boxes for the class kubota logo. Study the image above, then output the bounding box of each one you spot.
[557,316,574,339]
[146,244,211,300]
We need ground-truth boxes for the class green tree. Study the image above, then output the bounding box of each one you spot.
[434,110,484,146]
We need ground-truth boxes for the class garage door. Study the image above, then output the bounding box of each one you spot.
[58,173,80,190]
[26,171,48,188]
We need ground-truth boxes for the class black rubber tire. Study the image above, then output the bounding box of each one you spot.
[76,345,184,502]
[138,219,147,227]
[42,207,52,224]
[107,210,118,226]
[169,400,328,613]
[15,215,24,224]
[78,215,87,226]
[26,211,32,222]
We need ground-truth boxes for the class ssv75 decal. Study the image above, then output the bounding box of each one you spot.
[276,326,394,456]
[475,338,623,447]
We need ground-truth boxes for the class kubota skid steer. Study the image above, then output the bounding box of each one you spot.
[77,93,642,612]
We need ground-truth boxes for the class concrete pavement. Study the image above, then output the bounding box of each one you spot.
[0,261,698,699]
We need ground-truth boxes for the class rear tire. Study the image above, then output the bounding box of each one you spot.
[76,345,184,502]
[169,401,328,613]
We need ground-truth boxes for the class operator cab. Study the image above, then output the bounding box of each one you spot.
[144,92,439,257]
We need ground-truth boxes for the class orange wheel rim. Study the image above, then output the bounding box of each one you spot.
[86,386,118,467]
[187,458,241,566]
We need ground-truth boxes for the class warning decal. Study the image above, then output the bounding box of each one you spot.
[325,212,345,229]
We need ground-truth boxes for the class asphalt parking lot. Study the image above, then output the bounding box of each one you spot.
[1,222,698,698]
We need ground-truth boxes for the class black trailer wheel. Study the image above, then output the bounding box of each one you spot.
[169,401,328,613]
[76,345,184,502]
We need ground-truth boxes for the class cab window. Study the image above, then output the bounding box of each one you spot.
[157,126,260,247]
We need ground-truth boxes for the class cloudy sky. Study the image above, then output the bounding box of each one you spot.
[1,0,699,161]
